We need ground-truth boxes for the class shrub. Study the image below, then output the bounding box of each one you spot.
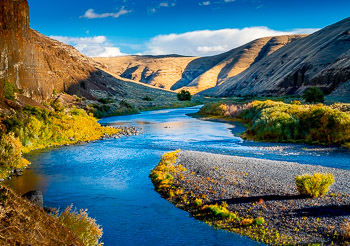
[50,100,64,112]
[3,79,19,100]
[203,202,239,220]
[0,134,22,168]
[57,205,103,246]
[295,173,334,198]
[142,96,153,101]
[253,217,265,226]
[177,90,192,101]
[198,103,228,116]
[302,87,324,103]
[98,98,114,104]
[120,100,133,109]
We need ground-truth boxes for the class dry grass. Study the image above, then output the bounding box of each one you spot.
[0,186,83,246]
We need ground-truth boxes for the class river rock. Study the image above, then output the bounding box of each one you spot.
[22,190,43,207]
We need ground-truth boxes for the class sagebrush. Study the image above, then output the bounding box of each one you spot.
[295,173,334,198]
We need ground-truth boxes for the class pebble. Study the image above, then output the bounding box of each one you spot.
[175,150,350,244]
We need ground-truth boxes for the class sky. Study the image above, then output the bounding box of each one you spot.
[27,0,350,57]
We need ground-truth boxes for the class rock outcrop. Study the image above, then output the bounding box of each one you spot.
[94,35,304,94]
[203,17,350,97]
[0,0,176,103]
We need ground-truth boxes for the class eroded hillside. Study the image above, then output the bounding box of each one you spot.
[93,35,304,94]
[203,17,350,98]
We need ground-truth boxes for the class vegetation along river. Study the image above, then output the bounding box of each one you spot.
[6,106,350,245]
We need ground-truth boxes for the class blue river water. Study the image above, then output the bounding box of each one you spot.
[6,106,350,245]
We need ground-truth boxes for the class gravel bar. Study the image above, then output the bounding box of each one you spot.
[175,150,350,244]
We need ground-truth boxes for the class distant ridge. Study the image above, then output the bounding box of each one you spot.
[202,17,350,97]
[93,35,304,94]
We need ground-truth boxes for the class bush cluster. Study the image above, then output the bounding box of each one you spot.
[295,173,334,198]
[239,100,350,145]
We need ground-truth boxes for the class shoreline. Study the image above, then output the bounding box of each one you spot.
[0,126,140,182]
[151,150,350,244]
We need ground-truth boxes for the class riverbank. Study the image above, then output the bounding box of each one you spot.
[151,150,350,244]
[196,100,350,148]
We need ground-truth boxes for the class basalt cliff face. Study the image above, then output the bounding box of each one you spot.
[93,35,305,94]
[0,0,176,104]
[203,17,350,97]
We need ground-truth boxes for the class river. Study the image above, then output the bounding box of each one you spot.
[6,106,350,245]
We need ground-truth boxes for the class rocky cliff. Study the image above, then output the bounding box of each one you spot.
[203,17,350,97]
[0,0,176,104]
[94,35,305,94]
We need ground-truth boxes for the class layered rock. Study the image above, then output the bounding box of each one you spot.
[0,0,176,103]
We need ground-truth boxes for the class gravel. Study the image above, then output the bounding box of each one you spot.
[175,150,350,244]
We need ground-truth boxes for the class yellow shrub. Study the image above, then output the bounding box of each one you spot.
[295,173,334,198]
[57,205,103,246]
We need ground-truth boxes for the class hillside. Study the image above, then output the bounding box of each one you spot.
[0,186,83,245]
[202,17,350,98]
[0,0,178,108]
[93,35,304,94]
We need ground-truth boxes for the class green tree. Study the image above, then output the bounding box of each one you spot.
[177,90,192,101]
[302,87,324,103]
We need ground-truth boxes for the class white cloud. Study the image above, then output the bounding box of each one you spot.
[199,1,211,6]
[81,7,131,19]
[224,0,235,2]
[197,45,228,52]
[149,1,176,13]
[144,27,319,56]
[50,36,127,57]
[159,2,169,7]
[289,28,320,34]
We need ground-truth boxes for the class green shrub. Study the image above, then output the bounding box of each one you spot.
[98,98,114,104]
[142,96,153,101]
[253,217,265,226]
[57,205,103,246]
[177,90,192,101]
[302,87,324,103]
[295,173,334,198]
[3,79,18,100]
[120,100,133,109]
[50,100,64,112]
[204,202,239,220]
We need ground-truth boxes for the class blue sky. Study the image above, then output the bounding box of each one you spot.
[27,0,350,57]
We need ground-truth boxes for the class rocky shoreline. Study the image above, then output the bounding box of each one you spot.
[152,150,350,245]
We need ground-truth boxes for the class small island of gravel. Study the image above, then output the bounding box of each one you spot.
[151,150,350,245]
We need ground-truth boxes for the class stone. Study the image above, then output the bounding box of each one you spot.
[22,190,43,207]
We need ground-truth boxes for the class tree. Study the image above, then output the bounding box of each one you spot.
[302,87,324,103]
[177,90,192,101]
